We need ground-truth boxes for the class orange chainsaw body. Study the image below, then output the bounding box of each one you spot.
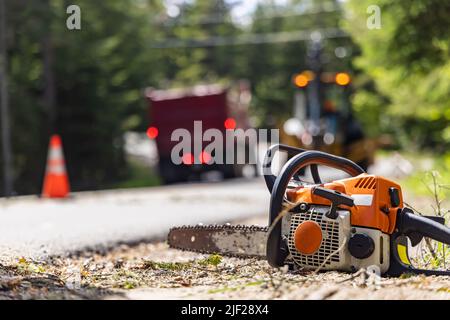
[286,174,403,234]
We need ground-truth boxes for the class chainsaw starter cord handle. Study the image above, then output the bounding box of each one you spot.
[312,187,355,219]
[266,150,365,267]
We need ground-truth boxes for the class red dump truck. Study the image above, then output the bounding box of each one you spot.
[145,82,254,184]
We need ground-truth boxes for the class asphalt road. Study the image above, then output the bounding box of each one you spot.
[0,178,269,262]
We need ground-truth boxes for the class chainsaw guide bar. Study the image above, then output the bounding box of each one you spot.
[168,224,268,259]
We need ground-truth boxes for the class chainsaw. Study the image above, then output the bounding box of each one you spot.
[168,144,450,276]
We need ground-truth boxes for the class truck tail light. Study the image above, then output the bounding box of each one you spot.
[199,151,212,164]
[182,153,194,165]
[224,118,236,130]
[146,127,159,139]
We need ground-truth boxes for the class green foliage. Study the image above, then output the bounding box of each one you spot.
[157,0,241,85]
[111,159,161,190]
[245,0,352,126]
[4,0,448,195]
[345,0,450,150]
[1,0,165,195]
[402,153,450,198]
[2,0,352,195]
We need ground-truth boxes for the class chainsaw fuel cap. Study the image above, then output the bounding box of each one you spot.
[294,221,323,255]
[348,233,375,259]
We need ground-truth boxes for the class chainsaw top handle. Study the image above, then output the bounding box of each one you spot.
[265,146,366,267]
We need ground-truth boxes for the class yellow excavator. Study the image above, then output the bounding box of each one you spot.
[280,41,375,170]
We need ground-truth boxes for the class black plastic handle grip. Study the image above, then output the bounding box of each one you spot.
[312,187,355,219]
[397,209,450,247]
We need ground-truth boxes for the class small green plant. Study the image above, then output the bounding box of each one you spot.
[141,260,192,271]
[16,257,46,274]
[399,272,415,279]
[141,255,222,272]
[198,254,223,268]
[122,280,138,290]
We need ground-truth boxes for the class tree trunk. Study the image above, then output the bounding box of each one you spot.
[0,0,14,196]
[42,34,57,133]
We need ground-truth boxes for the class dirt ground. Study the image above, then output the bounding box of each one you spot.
[1,215,450,300]
[1,241,450,300]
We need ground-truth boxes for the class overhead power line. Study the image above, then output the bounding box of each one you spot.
[150,28,349,49]
[155,5,342,27]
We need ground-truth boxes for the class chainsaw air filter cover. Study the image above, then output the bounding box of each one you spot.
[285,205,390,273]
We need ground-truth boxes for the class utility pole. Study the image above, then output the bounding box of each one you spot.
[0,0,14,197]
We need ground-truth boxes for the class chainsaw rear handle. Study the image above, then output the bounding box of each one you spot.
[397,208,450,247]
[390,208,450,276]
[266,150,366,267]
[388,210,450,277]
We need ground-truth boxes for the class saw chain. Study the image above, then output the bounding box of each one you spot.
[168,224,269,260]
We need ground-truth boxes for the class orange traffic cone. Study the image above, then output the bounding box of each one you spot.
[42,135,70,198]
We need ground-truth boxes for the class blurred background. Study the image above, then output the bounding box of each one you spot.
[1,0,449,197]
